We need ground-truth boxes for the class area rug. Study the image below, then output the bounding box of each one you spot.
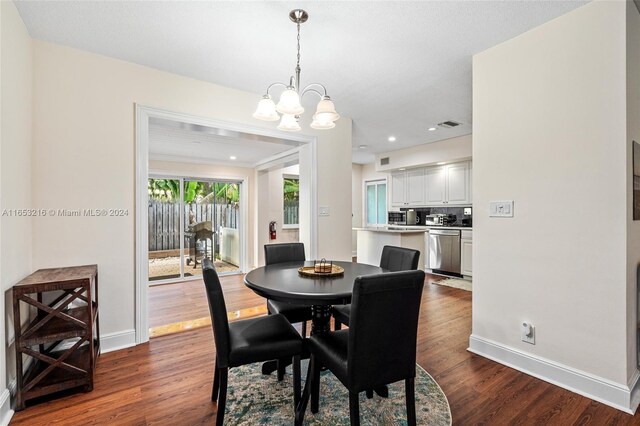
[223,361,452,425]
[434,278,472,292]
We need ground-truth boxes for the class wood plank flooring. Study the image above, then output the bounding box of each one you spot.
[11,274,640,425]
[148,274,264,328]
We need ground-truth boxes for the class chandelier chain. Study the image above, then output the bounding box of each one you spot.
[296,23,301,70]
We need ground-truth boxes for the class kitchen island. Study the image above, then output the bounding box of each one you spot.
[354,227,427,268]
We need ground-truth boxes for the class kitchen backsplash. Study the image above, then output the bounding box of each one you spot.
[400,206,472,227]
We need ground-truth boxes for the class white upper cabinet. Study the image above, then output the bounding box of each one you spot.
[391,169,427,207]
[389,161,472,208]
[445,162,470,205]
[406,169,425,205]
[425,167,446,205]
[390,172,407,206]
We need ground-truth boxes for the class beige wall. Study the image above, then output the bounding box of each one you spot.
[473,0,629,391]
[375,134,472,172]
[1,0,33,395]
[149,159,257,268]
[31,40,353,342]
[627,0,640,380]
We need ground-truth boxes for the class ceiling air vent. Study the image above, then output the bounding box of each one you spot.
[438,121,462,128]
[380,157,390,166]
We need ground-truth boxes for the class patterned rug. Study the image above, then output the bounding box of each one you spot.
[435,278,472,292]
[223,361,451,425]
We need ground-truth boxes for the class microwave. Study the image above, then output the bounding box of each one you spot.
[388,211,406,225]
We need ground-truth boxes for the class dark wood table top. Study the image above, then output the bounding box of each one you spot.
[14,265,97,288]
[244,260,385,306]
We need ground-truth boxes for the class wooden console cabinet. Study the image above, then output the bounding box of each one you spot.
[12,265,100,410]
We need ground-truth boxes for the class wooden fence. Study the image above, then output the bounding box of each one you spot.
[149,201,239,252]
[284,201,299,225]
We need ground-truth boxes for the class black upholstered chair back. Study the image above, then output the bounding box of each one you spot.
[379,245,420,272]
[202,259,231,368]
[347,270,425,392]
[264,243,306,266]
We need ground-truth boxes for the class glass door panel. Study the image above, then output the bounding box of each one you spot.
[183,180,241,277]
[148,178,183,281]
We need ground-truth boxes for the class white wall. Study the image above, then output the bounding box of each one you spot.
[627,0,640,381]
[30,40,353,346]
[472,0,633,410]
[374,134,472,172]
[351,164,362,255]
[1,0,32,416]
[149,159,256,268]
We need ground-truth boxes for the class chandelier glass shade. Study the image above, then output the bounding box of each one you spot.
[253,9,339,131]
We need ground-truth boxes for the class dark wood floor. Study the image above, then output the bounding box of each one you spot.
[148,274,264,328]
[11,274,640,425]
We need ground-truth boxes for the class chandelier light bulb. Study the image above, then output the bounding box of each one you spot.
[276,88,304,116]
[313,97,340,122]
[277,114,301,132]
[310,117,336,130]
[252,95,280,121]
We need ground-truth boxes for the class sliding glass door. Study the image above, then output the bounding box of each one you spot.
[148,176,241,283]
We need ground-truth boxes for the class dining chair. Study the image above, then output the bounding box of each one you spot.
[264,243,313,339]
[295,270,426,426]
[332,245,420,330]
[202,259,303,426]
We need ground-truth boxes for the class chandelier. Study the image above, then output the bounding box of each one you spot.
[253,9,340,131]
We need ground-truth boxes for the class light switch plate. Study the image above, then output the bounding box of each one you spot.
[319,206,330,217]
[489,201,514,217]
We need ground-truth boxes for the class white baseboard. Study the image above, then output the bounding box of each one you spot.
[101,329,136,353]
[468,334,639,414]
[0,389,13,426]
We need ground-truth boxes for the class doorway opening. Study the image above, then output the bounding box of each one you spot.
[136,106,317,342]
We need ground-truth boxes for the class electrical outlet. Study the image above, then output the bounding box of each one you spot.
[521,322,535,344]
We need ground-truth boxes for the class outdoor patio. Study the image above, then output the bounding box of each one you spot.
[149,256,239,281]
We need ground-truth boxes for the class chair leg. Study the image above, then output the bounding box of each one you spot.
[212,358,220,401]
[293,355,301,408]
[215,367,228,426]
[366,389,373,399]
[295,358,314,426]
[334,319,342,331]
[277,358,286,381]
[349,391,360,426]
[310,355,321,414]
[302,320,307,337]
[406,377,416,426]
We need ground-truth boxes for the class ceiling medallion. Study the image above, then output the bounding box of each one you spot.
[253,9,340,131]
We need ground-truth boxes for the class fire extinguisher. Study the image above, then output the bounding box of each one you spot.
[269,221,277,240]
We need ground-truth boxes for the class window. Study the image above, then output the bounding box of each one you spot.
[366,180,387,226]
[283,176,299,227]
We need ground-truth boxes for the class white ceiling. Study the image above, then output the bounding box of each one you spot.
[149,118,305,168]
[15,0,588,164]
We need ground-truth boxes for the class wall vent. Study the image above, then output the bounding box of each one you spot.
[438,121,462,128]
[380,157,390,166]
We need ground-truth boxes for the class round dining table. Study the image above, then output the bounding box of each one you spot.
[244,260,385,335]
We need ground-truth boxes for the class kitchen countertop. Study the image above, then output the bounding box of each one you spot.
[353,226,472,233]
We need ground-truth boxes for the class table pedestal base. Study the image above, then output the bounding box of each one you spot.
[311,305,331,335]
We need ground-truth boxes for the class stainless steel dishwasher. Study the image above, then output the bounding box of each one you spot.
[428,229,461,275]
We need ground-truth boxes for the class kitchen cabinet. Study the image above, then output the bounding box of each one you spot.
[425,167,446,205]
[425,162,471,206]
[461,230,473,277]
[391,169,425,207]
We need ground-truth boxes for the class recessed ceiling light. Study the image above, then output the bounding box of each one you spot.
[230,156,237,160]
[359,145,367,149]
[399,168,406,171]
[437,162,446,165]
[388,136,396,142]
[428,127,437,131]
